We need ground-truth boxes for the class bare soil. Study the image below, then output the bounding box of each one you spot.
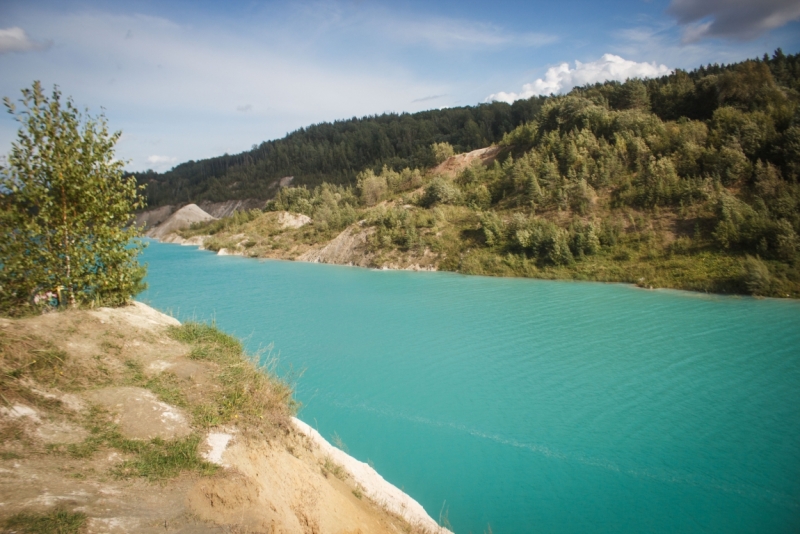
[0,303,440,533]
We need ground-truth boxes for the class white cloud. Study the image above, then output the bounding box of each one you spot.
[486,54,672,103]
[0,10,450,170]
[394,18,556,50]
[145,155,177,171]
[668,0,800,42]
[0,27,51,54]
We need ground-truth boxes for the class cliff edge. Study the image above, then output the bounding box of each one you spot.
[0,303,449,533]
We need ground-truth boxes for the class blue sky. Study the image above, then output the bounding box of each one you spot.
[1,0,799,172]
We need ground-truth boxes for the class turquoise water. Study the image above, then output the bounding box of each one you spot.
[139,240,800,533]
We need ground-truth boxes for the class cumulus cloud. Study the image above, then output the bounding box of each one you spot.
[0,27,51,54]
[486,54,672,104]
[146,155,177,170]
[668,0,800,42]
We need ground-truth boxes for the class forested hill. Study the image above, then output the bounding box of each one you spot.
[135,99,544,207]
[135,49,800,208]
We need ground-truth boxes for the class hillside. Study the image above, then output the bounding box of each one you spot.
[143,50,800,298]
[134,100,542,208]
[133,50,799,210]
[0,303,449,533]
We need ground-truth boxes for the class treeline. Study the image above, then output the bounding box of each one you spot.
[242,49,799,296]
[135,49,800,214]
[135,99,543,207]
[480,53,800,265]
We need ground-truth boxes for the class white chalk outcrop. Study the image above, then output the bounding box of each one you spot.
[277,211,311,229]
[298,225,374,265]
[146,204,216,240]
[292,417,451,534]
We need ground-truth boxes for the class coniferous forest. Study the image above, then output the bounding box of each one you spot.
[135,50,799,207]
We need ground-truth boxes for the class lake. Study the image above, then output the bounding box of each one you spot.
[140,240,800,533]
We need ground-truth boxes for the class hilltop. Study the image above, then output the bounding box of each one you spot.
[132,50,799,210]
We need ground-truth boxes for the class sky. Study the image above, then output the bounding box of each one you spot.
[1,0,799,172]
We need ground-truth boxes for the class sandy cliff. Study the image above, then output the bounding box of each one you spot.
[0,303,450,533]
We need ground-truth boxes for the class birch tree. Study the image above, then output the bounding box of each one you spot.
[1,82,146,312]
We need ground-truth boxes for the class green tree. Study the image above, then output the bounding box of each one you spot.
[431,142,455,164]
[0,82,146,312]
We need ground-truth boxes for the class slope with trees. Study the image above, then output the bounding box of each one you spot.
[134,99,545,207]
[176,50,800,298]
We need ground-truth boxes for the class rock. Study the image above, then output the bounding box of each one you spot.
[198,199,267,219]
[277,211,311,229]
[90,301,180,331]
[298,226,373,265]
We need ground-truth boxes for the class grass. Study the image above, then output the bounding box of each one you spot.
[54,406,217,481]
[123,359,188,408]
[112,435,218,481]
[3,507,87,534]
[5,319,294,479]
[166,322,296,431]
[321,457,347,480]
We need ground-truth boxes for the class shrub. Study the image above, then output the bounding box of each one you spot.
[420,177,463,207]
[1,82,146,312]
[742,255,773,295]
[431,142,455,164]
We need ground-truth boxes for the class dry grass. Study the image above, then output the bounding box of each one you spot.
[166,322,296,434]
[0,309,296,474]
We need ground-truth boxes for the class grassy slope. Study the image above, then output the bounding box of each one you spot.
[0,306,438,533]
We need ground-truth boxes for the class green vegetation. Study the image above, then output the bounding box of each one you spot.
[3,507,87,534]
[182,51,800,298]
[167,322,296,430]
[57,405,217,481]
[321,456,347,480]
[135,100,544,206]
[0,82,146,315]
[134,50,799,209]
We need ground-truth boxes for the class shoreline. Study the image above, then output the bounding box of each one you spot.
[145,235,800,302]
[292,417,450,533]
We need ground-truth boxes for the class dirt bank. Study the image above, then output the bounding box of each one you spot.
[0,303,449,533]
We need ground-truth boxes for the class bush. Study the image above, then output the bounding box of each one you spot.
[432,142,455,164]
[420,177,463,207]
[742,255,773,295]
[1,82,146,312]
